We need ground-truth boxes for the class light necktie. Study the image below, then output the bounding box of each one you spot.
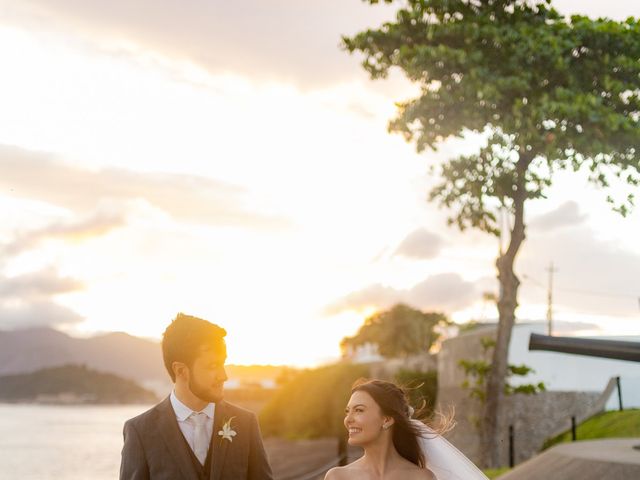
[191,412,209,466]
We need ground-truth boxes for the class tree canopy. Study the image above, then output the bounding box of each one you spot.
[341,304,449,358]
[344,0,640,225]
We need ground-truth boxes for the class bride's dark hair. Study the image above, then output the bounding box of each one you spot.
[351,378,445,468]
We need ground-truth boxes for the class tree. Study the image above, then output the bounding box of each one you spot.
[341,303,448,358]
[343,0,640,467]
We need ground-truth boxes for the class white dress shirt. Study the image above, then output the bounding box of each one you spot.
[170,390,216,456]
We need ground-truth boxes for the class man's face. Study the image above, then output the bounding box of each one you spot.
[187,344,228,403]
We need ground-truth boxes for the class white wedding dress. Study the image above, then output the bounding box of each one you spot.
[413,421,489,480]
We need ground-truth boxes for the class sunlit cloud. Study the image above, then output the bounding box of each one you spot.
[0,145,289,229]
[0,0,397,89]
[393,228,444,260]
[0,268,85,329]
[325,272,477,316]
[2,203,127,258]
[0,268,83,300]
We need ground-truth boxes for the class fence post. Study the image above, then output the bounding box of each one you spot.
[616,376,624,411]
[571,416,576,441]
[508,425,514,468]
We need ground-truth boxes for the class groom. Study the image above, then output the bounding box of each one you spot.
[120,313,273,480]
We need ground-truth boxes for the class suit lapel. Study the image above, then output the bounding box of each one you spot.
[210,401,231,480]
[157,397,200,480]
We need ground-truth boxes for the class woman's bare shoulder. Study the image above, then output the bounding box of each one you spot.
[325,459,369,480]
[324,465,354,480]
[396,465,436,480]
[406,468,437,480]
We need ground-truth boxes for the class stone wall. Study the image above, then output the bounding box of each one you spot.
[437,327,616,467]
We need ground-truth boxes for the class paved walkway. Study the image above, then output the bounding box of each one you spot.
[498,438,640,480]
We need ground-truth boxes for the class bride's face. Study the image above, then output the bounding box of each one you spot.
[344,391,392,446]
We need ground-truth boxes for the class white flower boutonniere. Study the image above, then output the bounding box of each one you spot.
[218,416,237,443]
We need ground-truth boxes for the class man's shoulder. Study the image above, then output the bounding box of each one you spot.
[124,397,170,429]
[220,400,257,419]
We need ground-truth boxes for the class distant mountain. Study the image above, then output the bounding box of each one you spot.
[0,327,166,383]
[0,364,158,404]
[0,327,292,390]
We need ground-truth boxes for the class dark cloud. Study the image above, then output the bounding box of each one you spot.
[0,144,288,228]
[529,201,587,232]
[7,0,396,88]
[325,272,477,315]
[394,228,443,259]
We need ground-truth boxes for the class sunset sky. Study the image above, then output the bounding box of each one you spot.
[1,0,638,366]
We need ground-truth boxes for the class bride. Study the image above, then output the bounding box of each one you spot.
[324,379,488,480]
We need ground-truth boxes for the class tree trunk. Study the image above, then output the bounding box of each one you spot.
[481,158,530,468]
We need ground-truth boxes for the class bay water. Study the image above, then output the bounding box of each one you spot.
[0,403,151,480]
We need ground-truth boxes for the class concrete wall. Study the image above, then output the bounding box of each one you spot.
[437,327,615,467]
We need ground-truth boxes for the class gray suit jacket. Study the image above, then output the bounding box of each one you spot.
[120,397,273,480]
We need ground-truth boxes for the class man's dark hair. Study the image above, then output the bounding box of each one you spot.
[162,313,227,382]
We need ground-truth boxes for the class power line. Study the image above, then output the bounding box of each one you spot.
[522,273,640,305]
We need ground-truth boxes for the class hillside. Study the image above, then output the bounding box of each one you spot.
[0,364,158,404]
[0,327,292,389]
[544,409,640,449]
[0,327,165,382]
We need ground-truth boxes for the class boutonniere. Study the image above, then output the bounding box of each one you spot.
[218,416,237,443]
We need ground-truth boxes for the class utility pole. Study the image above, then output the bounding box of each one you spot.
[546,262,557,335]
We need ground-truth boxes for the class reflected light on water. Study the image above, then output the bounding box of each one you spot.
[0,403,153,480]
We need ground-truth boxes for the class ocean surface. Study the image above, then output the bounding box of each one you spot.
[0,403,150,480]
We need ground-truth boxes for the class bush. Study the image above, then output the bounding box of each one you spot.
[259,362,369,438]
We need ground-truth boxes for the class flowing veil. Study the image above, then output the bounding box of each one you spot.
[412,420,489,480]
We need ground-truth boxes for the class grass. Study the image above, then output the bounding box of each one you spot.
[543,408,640,450]
[483,467,511,478]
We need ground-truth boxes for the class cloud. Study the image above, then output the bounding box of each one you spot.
[3,205,126,257]
[519,225,640,318]
[0,144,288,228]
[5,0,635,91]
[4,0,396,88]
[0,268,84,300]
[0,268,85,329]
[394,228,443,259]
[406,274,477,311]
[325,272,477,315]
[529,201,587,232]
[0,300,84,329]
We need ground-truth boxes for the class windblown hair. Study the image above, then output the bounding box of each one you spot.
[352,378,450,468]
[162,313,227,382]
